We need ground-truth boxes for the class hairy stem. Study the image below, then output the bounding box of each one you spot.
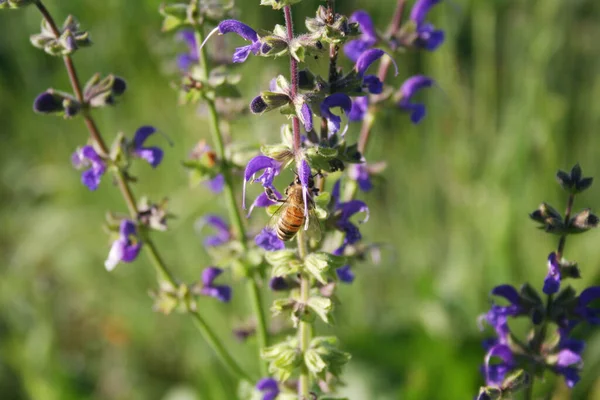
[194,26,269,375]
[297,231,311,399]
[34,0,248,382]
[283,5,302,154]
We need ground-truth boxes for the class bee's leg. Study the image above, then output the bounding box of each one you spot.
[265,187,284,203]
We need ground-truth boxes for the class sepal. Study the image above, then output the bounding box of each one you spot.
[556,164,594,194]
[83,73,127,108]
[260,0,301,10]
[261,338,302,381]
[33,89,81,118]
[568,209,599,234]
[307,296,334,324]
[30,15,91,56]
[304,252,346,284]
[304,336,351,380]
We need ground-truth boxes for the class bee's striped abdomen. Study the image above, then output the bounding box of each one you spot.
[276,206,305,241]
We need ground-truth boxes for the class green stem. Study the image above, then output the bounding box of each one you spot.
[297,231,311,398]
[33,0,248,382]
[190,310,252,381]
[524,377,534,400]
[194,26,269,376]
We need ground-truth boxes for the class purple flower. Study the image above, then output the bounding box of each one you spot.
[200,267,232,302]
[105,220,142,271]
[331,180,369,254]
[344,10,377,62]
[131,126,164,168]
[298,159,312,225]
[205,174,225,193]
[410,0,445,51]
[177,30,198,70]
[72,145,106,191]
[256,377,279,400]
[197,215,231,247]
[574,286,600,324]
[247,189,282,217]
[355,48,398,78]
[543,252,561,295]
[298,102,314,132]
[243,156,282,210]
[349,97,369,122]
[321,93,352,134]
[397,75,434,124]
[480,285,527,344]
[218,20,262,63]
[336,265,355,283]
[552,324,584,388]
[348,164,373,192]
[255,228,285,251]
[484,344,515,386]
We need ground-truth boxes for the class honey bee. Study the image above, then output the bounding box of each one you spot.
[266,174,322,242]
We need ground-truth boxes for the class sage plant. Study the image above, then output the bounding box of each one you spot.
[3,0,444,398]
[476,165,600,400]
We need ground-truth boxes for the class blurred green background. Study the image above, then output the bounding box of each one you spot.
[2,0,600,399]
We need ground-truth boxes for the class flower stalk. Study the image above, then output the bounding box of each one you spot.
[283,5,302,155]
[194,21,269,376]
[32,0,249,383]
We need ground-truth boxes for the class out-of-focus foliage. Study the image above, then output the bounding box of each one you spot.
[1,0,600,399]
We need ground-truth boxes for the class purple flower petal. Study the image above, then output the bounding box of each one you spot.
[33,91,63,113]
[484,344,514,386]
[349,97,369,122]
[544,252,561,295]
[269,277,289,291]
[398,75,434,124]
[256,377,280,400]
[243,156,281,209]
[201,285,232,302]
[343,10,378,62]
[255,228,285,251]
[134,147,164,168]
[363,74,383,94]
[299,159,312,223]
[336,265,355,283]
[491,284,521,305]
[416,24,445,51]
[410,0,442,25]
[105,220,141,271]
[556,349,582,367]
[202,267,223,286]
[299,102,314,132]
[72,145,106,191]
[198,215,231,247]
[321,93,352,134]
[348,163,373,191]
[331,179,341,207]
[355,48,398,78]
[247,189,282,217]
[339,200,369,223]
[205,174,225,193]
[132,126,156,148]
[218,20,259,43]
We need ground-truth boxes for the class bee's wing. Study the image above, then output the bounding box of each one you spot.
[304,206,322,242]
[266,197,290,231]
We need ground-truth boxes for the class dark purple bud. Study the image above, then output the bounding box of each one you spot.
[397,75,434,124]
[112,77,127,95]
[269,277,289,291]
[33,91,63,113]
[250,96,268,114]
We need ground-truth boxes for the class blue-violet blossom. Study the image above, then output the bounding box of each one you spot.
[177,30,198,70]
[72,145,106,191]
[198,215,232,247]
[410,0,445,51]
[217,20,262,63]
[255,228,285,252]
[105,219,142,271]
[256,377,280,400]
[336,265,355,283]
[200,267,232,302]
[397,75,434,124]
[543,252,561,295]
[130,126,164,168]
[331,180,370,255]
[243,155,281,209]
[344,10,377,62]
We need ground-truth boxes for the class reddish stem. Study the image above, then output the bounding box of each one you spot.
[283,6,301,155]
